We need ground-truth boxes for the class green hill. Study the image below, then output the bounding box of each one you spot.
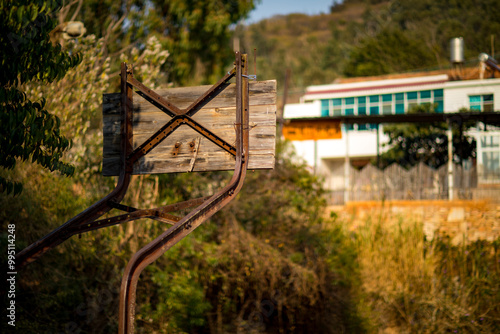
[238,0,500,104]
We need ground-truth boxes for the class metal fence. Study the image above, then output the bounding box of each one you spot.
[328,163,500,204]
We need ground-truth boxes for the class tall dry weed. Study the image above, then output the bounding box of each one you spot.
[354,214,500,333]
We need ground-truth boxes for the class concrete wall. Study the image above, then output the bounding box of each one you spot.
[444,78,500,112]
[328,200,500,244]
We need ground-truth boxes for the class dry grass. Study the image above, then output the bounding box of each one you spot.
[350,214,500,333]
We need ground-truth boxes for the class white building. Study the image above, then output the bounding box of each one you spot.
[284,67,500,201]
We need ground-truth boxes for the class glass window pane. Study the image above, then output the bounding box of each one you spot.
[358,96,366,104]
[407,92,418,100]
[345,97,354,105]
[370,123,378,130]
[484,104,494,112]
[383,105,392,114]
[470,104,481,111]
[369,95,379,103]
[321,99,330,116]
[435,101,444,113]
[333,108,342,116]
[469,95,481,103]
[345,108,354,115]
[395,103,405,114]
[358,107,366,115]
[481,135,500,148]
[333,98,342,106]
[358,124,367,131]
[382,94,392,102]
[395,93,404,101]
[420,90,431,99]
[483,152,500,172]
[483,94,494,101]
[370,106,379,115]
[433,89,443,98]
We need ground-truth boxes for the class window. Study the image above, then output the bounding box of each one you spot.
[481,135,499,148]
[395,93,405,114]
[478,133,500,184]
[484,94,494,112]
[420,90,431,99]
[407,91,418,110]
[470,96,481,111]
[420,90,432,109]
[345,97,355,106]
[321,99,330,116]
[344,97,354,117]
[483,152,500,172]
[470,94,494,112]
[382,94,392,114]
[333,98,342,116]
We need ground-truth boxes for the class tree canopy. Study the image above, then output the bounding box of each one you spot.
[61,0,256,85]
[379,105,477,169]
[0,0,81,194]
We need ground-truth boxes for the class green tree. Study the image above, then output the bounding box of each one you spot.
[379,105,476,169]
[146,0,256,84]
[62,0,256,86]
[0,32,171,334]
[344,27,435,77]
[0,0,81,194]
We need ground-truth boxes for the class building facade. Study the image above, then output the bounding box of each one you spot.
[284,70,500,202]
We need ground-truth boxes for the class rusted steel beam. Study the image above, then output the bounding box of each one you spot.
[70,210,181,234]
[126,67,238,164]
[118,52,250,334]
[184,68,236,116]
[127,76,184,117]
[109,196,210,214]
[127,114,237,165]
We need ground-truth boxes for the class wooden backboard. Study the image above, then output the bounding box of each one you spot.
[102,80,276,176]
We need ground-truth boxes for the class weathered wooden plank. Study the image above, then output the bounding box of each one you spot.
[102,80,276,176]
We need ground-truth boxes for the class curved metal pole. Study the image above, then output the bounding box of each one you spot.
[118,52,250,333]
[15,63,134,269]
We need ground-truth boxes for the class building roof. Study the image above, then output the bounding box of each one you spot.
[302,65,499,101]
[333,66,492,83]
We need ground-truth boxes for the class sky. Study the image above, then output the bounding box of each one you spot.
[246,0,336,24]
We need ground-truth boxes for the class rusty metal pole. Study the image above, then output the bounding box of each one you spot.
[118,52,250,333]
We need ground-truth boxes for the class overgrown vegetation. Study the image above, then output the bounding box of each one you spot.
[1,141,366,333]
[2,1,499,333]
[0,0,81,194]
[351,213,500,333]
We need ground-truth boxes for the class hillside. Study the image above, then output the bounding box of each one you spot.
[238,0,500,104]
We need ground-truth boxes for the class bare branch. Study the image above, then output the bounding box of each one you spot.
[59,0,79,24]
[69,0,84,22]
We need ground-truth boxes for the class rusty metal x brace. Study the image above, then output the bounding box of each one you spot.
[16,52,250,333]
